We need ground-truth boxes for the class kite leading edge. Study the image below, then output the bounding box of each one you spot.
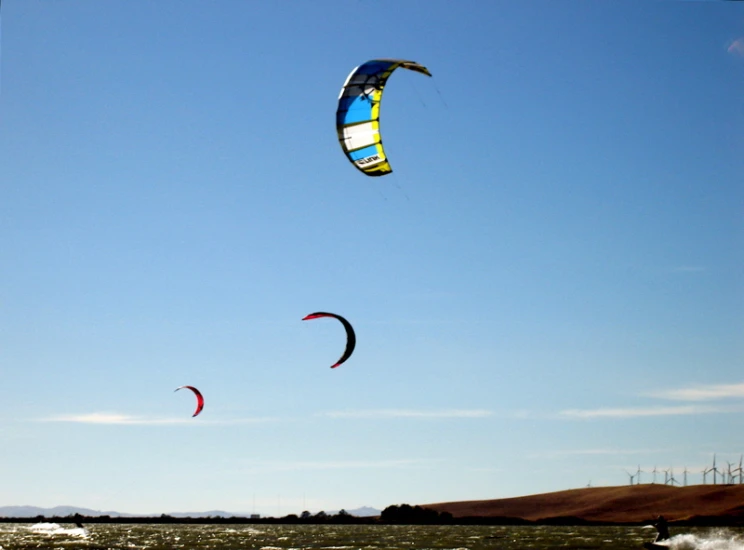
[302,312,356,368]
[175,385,204,417]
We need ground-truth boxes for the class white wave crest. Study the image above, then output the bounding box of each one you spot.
[28,522,88,538]
[667,532,744,550]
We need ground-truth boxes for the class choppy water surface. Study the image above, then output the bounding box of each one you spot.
[1,523,743,550]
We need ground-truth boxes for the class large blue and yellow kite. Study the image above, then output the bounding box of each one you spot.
[336,59,432,176]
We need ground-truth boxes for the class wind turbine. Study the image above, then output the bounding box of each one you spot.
[682,466,688,487]
[636,465,644,485]
[663,468,670,485]
[623,469,636,486]
[703,464,712,484]
[669,468,679,486]
[712,454,720,485]
[652,466,658,484]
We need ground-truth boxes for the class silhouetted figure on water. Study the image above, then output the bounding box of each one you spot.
[653,515,670,543]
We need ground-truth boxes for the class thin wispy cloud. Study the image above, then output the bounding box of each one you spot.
[39,409,493,424]
[38,413,279,425]
[554,381,744,420]
[528,448,667,458]
[40,413,189,425]
[559,404,743,419]
[318,408,493,419]
[645,382,744,401]
[236,458,432,474]
[728,38,744,58]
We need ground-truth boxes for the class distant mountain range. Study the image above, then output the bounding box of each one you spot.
[0,505,381,519]
[0,506,132,518]
[329,506,380,517]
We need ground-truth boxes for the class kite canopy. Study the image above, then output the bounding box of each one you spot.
[336,59,432,176]
[175,385,204,417]
[302,312,356,368]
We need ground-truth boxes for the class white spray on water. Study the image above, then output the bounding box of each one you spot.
[665,531,744,550]
[27,522,89,538]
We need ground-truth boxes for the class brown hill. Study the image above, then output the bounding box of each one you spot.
[424,484,744,524]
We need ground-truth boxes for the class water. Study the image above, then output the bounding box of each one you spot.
[0,523,742,550]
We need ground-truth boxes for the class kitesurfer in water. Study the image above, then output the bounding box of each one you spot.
[653,515,670,542]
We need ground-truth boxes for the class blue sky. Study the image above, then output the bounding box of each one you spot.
[0,0,742,516]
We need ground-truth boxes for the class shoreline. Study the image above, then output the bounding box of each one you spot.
[1,515,742,527]
[4,485,744,527]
